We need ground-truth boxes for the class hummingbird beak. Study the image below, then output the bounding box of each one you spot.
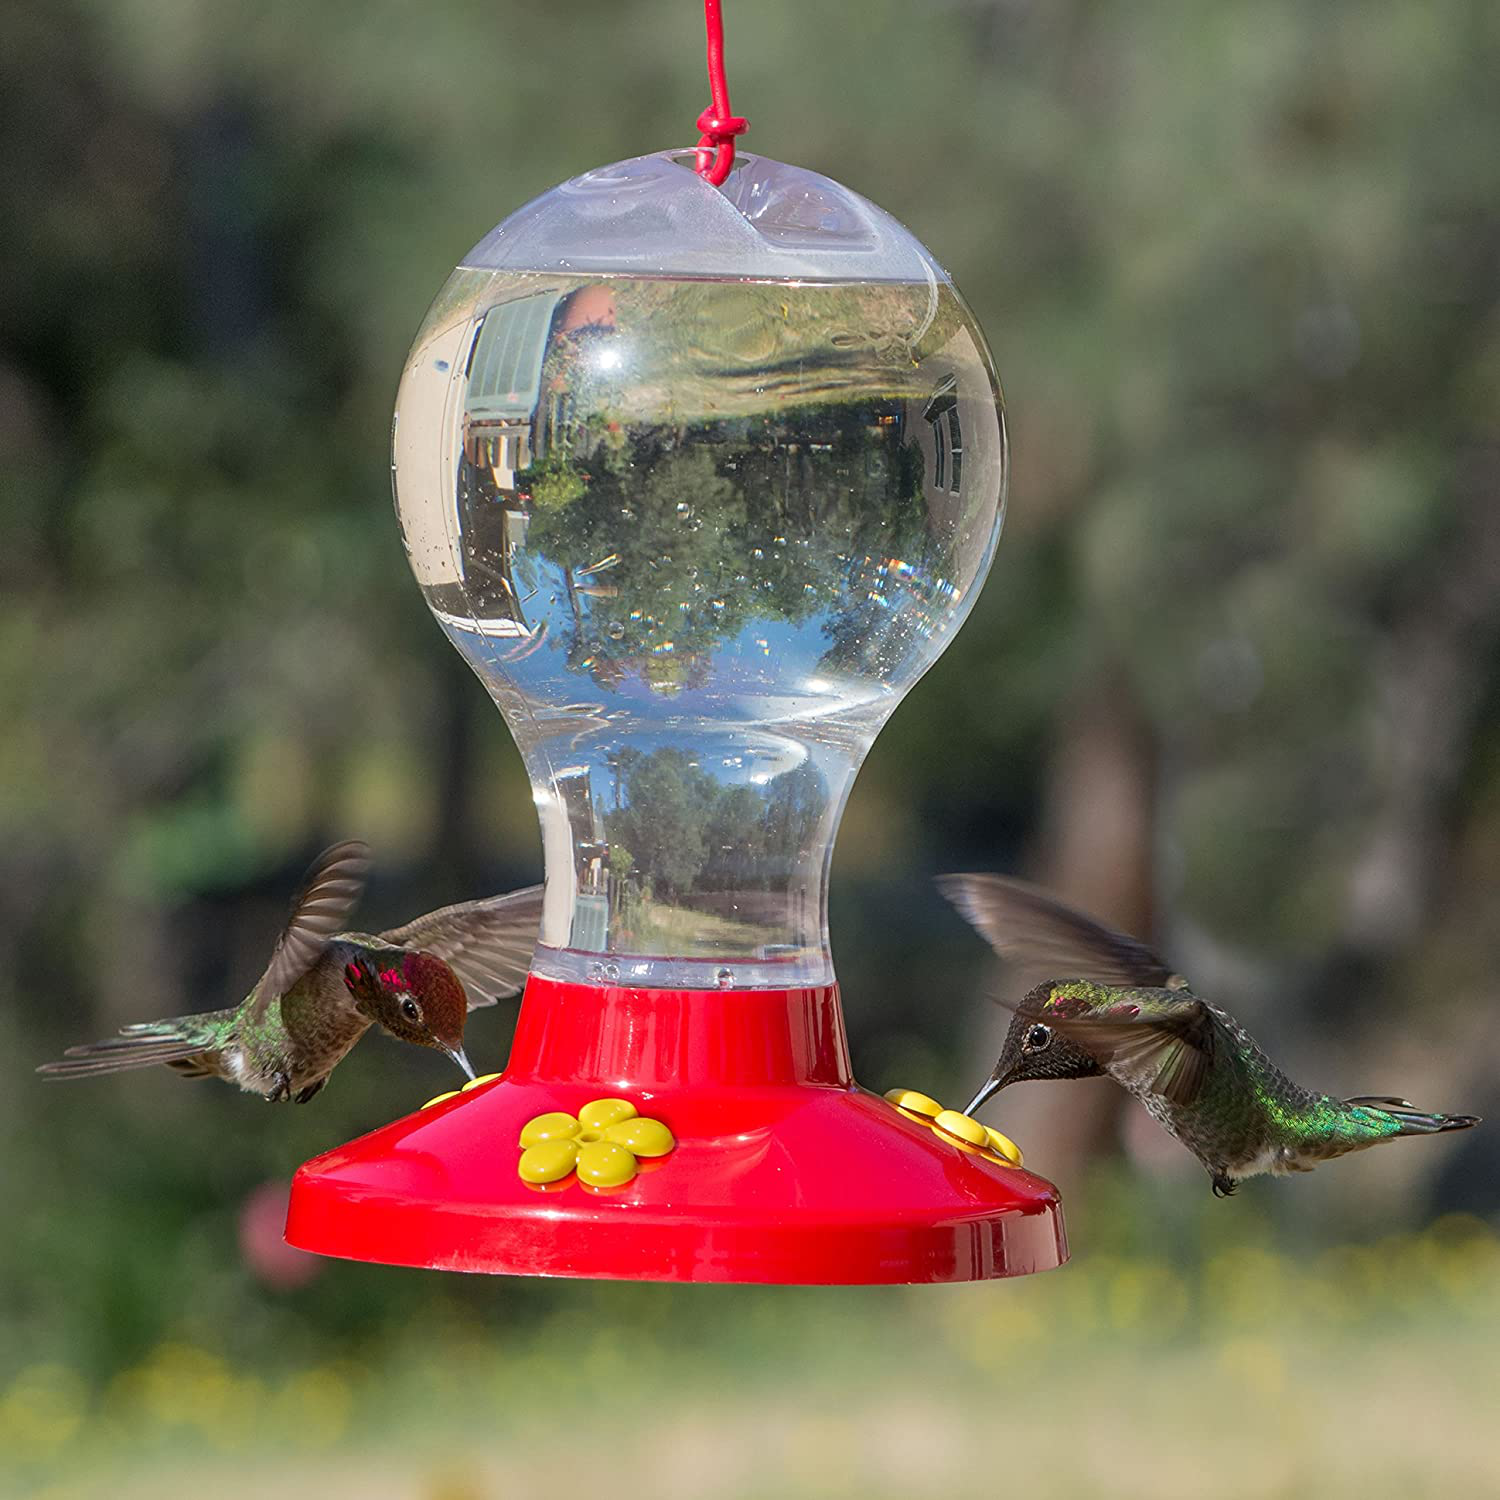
[964,1073,1005,1117]
[443,1044,476,1081]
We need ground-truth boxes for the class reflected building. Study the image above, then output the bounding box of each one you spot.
[550,763,610,952]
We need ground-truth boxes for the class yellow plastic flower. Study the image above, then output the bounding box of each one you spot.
[420,1072,501,1110]
[516,1098,675,1187]
[882,1086,1023,1168]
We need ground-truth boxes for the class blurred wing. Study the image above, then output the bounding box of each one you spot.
[1010,988,1216,1108]
[937,873,1182,989]
[381,885,543,1009]
[248,840,372,1023]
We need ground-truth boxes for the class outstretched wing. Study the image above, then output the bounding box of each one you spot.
[1007,983,1217,1108]
[381,885,543,1009]
[937,873,1183,989]
[1044,1001,1215,1107]
[248,840,372,1023]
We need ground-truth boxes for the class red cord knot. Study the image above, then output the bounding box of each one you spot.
[695,109,748,188]
[696,109,748,140]
[694,0,746,187]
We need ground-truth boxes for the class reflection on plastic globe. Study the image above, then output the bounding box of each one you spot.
[392,152,1005,989]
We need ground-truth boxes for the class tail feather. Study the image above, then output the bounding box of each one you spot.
[60,1034,187,1056]
[37,1031,206,1080]
[1346,1096,1481,1136]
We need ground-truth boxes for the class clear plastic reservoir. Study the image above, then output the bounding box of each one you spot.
[392,152,1005,989]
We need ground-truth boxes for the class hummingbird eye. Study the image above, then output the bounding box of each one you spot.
[1024,1023,1053,1053]
[400,997,421,1022]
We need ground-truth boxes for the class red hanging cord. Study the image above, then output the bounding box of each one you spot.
[694,0,747,187]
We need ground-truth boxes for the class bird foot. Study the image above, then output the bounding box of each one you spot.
[294,1079,326,1105]
[1211,1174,1238,1198]
[268,1073,292,1103]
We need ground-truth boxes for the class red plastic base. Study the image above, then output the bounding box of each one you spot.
[285,976,1067,1283]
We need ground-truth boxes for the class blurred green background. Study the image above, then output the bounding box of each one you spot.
[3,0,1497,1494]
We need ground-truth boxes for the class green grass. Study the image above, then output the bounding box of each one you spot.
[7,1215,1495,1499]
[625,898,780,953]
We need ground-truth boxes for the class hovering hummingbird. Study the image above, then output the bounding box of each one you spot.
[39,841,543,1103]
[939,874,1480,1196]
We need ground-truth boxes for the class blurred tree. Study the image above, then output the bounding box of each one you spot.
[606,747,713,898]
[3,0,1498,1386]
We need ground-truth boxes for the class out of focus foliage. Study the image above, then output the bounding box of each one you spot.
[7,1212,1500,1496]
[2,0,1497,1420]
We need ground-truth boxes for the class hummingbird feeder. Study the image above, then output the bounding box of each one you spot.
[285,0,1066,1283]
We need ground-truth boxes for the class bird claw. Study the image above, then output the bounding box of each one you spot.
[268,1073,292,1103]
[1211,1174,1238,1198]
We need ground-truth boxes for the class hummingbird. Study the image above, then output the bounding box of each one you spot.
[38,841,543,1103]
[939,874,1481,1196]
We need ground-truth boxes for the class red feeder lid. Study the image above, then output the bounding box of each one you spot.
[286,975,1067,1284]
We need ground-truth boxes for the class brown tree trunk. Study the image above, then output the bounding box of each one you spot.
[969,667,1157,1194]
